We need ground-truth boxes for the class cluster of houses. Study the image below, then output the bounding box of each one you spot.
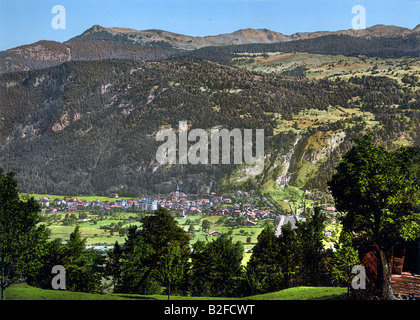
[36,184,341,241]
[38,196,141,214]
[36,185,273,225]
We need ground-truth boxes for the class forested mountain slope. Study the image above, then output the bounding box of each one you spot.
[0,57,419,195]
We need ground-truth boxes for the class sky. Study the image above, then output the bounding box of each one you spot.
[0,0,419,51]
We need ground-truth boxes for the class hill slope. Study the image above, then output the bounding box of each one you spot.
[1,57,419,196]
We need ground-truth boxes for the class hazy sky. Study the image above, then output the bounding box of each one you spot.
[0,0,419,51]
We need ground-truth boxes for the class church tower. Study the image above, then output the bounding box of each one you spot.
[175,183,180,198]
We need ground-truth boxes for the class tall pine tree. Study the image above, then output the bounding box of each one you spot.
[0,169,48,300]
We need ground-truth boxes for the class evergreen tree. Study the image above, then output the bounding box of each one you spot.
[332,231,360,287]
[0,169,48,300]
[247,226,283,293]
[63,226,102,292]
[131,207,190,292]
[243,265,262,296]
[115,226,156,294]
[27,238,65,289]
[191,237,243,297]
[105,241,123,287]
[328,135,420,299]
[296,207,326,286]
[156,241,185,300]
[278,223,300,288]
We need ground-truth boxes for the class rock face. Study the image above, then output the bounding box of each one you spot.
[302,131,346,164]
[276,136,301,188]
[51,112,71,132]
[272,131,346,188]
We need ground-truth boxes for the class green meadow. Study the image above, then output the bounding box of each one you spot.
[21,193,137,203]
[5,284,348,300]
[35,198,269,265]
[233,52,420,84]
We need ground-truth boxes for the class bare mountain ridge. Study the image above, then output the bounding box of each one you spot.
[69,25,291,49]
[288,24,416,41]
[70,24,420,49]
[0,24,419,74]
[0,39,177,74]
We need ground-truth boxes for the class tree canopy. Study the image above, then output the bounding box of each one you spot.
[328,134,420,299]
[0,169,48,300]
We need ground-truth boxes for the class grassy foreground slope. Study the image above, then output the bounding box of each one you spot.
[243,287,348,300]
[5,284,347,300]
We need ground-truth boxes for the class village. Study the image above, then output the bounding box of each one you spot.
[30,183,420,301]
[34,184,340,242]
[37,186,275,227]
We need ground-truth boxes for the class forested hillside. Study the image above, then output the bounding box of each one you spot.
[185,34,420,64]
[0,54,419,195]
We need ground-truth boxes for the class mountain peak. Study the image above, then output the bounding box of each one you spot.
[81,24,106,36]
[82,24,106,35]
[364,24,412,36]
[412,24,420,33]
[204,28,289,45]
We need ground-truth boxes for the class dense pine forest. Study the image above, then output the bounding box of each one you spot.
[0,55,419,195]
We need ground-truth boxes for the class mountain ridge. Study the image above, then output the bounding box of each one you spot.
[68,24,420,50]
[1,23,419,75]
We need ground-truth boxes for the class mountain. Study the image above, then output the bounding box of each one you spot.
[204,28,290,45]
[68,24,419,50]
[67,25,290,49]
[1,57,419,196]
[1,24,419,75]
[411,24,420,33]
[0,39,178,74]
[0,24,419,196]
[289,24,415,41]
[0,59,275,195]
[67,25,215,50]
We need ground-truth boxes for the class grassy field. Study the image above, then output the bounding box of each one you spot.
[233,52,420,84]
[243,286,348,300]
[271,105,379,135]
[261,181,305,207]
[39,206,267,265]
[41,211,143,245]
[4,284,348,300]
[21,193,137,202]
